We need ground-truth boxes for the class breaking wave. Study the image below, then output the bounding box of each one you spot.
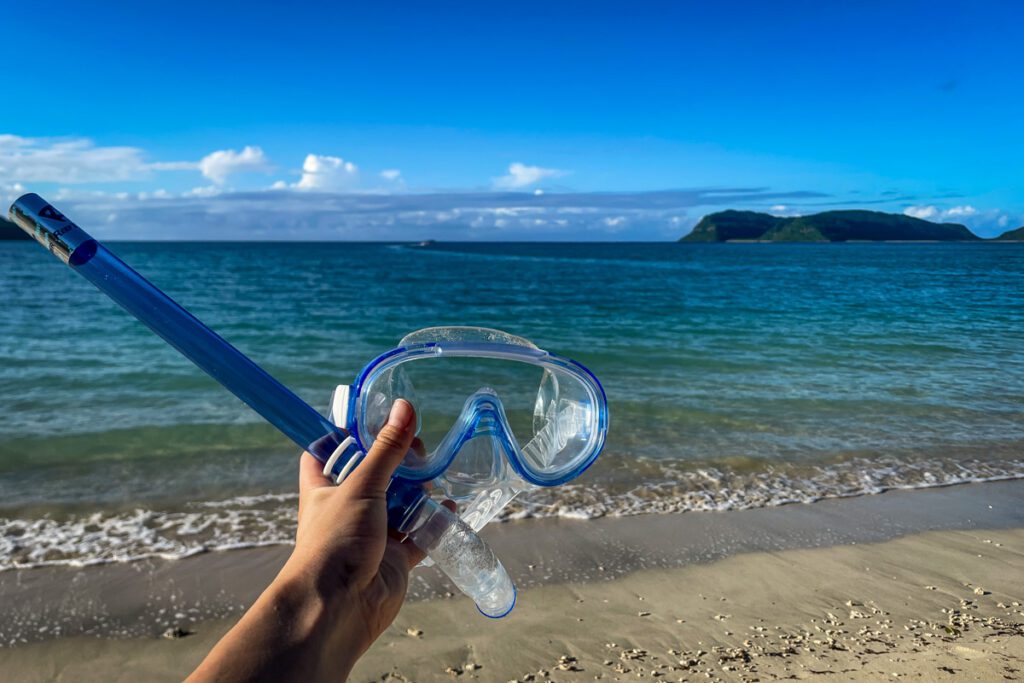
[3,455,1023,571]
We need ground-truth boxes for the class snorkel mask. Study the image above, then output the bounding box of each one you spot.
[329,327,608,533]
[8,194,609,619]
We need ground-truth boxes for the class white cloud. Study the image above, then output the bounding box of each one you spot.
[43,186,835,241]
[380,169,401,181]
[185,185,222,198]
[294,154,358,190]
[770,204,787,212]
[901,204,1017,236]
[944,205,977,217]
[904,205,938,219]
[198,146,270,185]
[0,134,157,183]
[0,181,26,204]
[0,134,283,190]
[493,162,567,190]
[904,204,978,221]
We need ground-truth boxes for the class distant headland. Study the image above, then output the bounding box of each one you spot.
[3,208,1022,243]
[0,216,30,241]
[680,209,1023,243]
[995,226,1024,241]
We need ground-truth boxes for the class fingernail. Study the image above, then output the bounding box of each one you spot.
[387,398,415,430]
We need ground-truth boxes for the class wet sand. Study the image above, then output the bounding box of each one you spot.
[1,480,1022,681]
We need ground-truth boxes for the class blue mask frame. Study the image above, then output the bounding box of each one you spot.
[344,337,609,487]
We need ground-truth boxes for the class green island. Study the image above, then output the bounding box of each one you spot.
[994,226,1024,241]
[0,216,31,241]
[681,209,1023,242]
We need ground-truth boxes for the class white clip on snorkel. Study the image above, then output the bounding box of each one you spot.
[7,193,525,618]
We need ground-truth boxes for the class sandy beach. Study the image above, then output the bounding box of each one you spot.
[1,480,1022,681]
[3,2,1024,680]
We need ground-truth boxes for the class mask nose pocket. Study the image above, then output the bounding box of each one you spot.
[449,429,502,480]
[443,393,519,486]
[436,428,524,532]
[430,390,526,528]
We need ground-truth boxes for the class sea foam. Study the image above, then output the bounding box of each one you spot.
[3,456,1022,571]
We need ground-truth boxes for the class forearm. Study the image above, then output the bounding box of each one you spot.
[190,410,419,682]
[187,571,360,683]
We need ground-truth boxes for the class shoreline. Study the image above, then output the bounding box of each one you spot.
[0,478,1022,649]
[3,448,1023,573]
[0,529,1020,680]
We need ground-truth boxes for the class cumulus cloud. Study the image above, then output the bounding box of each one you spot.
[293,154,358,190]
[197,146,270,185]
[493,162,567,189]
[185,185,222,198]
[903,204,1017,236]
[904,204,977,221]
[0,134,161,184]
[0,134,280,190]
[903,205,938,220]
[0,181,26,205]
[380,169,402,182]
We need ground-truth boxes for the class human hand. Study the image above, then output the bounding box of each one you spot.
[285,397,426,654]
[188,398,427,683]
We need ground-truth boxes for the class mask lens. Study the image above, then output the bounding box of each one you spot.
[359,353,603,482]
[361,364,419,438]
[360,356,536,473]
[522,366,598,476]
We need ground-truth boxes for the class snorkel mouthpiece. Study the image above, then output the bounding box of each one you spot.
[393,488,516,618]
[9,193,517,618]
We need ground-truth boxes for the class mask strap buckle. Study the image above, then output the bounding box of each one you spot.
[330,385,355,430]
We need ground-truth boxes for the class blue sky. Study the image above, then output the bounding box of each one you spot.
[2,1,1021,239]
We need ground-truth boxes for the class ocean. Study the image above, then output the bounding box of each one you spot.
[1,241,1022,570]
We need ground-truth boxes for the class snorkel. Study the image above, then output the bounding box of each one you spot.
[7,193,516,618]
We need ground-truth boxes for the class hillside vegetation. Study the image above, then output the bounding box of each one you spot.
[994,226,1024,240]
[681,209,980,242]
[0,216,31,241]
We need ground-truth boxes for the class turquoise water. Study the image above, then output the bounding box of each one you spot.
[1,241,1023,568]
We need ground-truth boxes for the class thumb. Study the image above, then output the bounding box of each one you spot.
[342,399,416,496]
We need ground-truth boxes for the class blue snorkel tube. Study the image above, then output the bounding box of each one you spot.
[8,193,515,618]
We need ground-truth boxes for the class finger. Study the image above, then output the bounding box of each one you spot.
[398,499,457,570]
[343,399,416,496]
[299,451,331,494]
[393,536,428,571]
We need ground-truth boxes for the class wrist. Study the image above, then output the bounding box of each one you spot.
[189,566,362,683]
[267,561,366,672]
